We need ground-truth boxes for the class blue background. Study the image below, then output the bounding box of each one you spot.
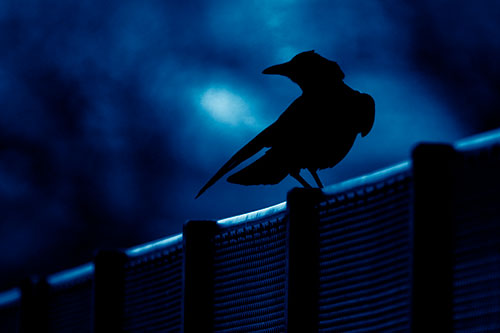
[1,0,499,288]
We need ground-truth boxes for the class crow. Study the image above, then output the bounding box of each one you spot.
[196,51,374,198]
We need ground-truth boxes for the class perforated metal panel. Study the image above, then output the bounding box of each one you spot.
[47,264,94,332]
[317,167,412,332]
[0,288,21,332]
[122,236,183,332]
[213,206,287,332]
[453,135,500,332]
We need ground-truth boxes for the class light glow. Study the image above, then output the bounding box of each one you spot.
[200,88,255,127]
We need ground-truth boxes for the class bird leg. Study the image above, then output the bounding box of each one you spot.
[291,172,312,188]
[308,169,324,188]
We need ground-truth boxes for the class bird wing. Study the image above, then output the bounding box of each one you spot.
[195,125,274,198]
[356,93,375,137]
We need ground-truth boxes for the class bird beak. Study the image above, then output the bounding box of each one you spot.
[262,61,292,76]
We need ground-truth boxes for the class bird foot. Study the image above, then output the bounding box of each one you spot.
[309,169,324,188]
[291,172,312,188]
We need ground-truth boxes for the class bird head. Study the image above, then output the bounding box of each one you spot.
[262,51,345,90]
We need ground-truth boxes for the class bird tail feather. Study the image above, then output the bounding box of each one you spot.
[226,152,288,185]
[195,129,271,198]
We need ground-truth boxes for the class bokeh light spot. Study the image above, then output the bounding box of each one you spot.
[200,88,255,127]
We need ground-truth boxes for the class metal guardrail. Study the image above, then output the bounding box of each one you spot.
[1,128,500,332]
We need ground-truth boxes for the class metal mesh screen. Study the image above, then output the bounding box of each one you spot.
[212,208,287,332]
[122,237,183,332]
[453,138,500,332]
[47,274,93,333]
[0,289,21,332]
[317,168,412,332]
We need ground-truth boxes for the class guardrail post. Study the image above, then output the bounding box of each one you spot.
[93,250,127,332]
[411,143,456,332]
[286,187,323,332]
[182,220,217,333]
[20,277,49,333]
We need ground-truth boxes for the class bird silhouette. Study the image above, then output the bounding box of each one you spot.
[196,51,374,198]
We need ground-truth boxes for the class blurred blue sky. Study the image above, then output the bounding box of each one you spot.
[1,0,500,287]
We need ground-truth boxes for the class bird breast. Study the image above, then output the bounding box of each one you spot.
[274,95,359,170]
